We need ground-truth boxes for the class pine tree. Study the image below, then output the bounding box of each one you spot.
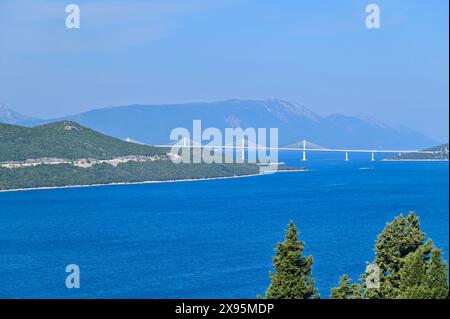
[375,212,425,274]
[398,241,449,299]
[330,275,363,299]
[332,212,449,299]
[365,212,426,298]
[264,221,318,299]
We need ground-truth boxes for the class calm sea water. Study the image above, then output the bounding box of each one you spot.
[0,153,448,298]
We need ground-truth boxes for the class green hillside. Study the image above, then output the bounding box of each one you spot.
[0,161,259,190]
[0,121,261,190]
[0,121,165,161]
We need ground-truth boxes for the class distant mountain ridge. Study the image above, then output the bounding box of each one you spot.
[50,99,435,149]
[0,103,40,127]
[1,99,437,149]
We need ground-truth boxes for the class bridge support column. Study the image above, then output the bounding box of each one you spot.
[371,152,375,161]
[241,138,245,162]
[345,152,349,161]
[302,140,307,161]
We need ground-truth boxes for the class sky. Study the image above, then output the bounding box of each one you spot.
[0,0,448,141]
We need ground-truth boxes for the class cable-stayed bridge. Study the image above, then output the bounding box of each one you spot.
[154,139,443,162]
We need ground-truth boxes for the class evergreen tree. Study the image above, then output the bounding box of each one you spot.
[332,212,449,299]
[375,212,424,274]
[330,275,363,299]
[398,241,449,299]
[264,221,318,299]
[365,212,426,299]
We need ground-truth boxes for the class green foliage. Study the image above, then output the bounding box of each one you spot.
[0,161,259,190]
[366,212,426,298]
[375,213,425,273]
[0,121,165,161]
[264,221,318,299]
[377,213,424,270]
[330,275,363,299]
[332,212,449,299]
[0,121,263,190]
[398,242,449,299]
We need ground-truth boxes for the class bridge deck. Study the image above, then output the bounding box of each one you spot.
[155,145,436,154]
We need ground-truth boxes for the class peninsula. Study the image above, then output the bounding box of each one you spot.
[0,121,264,191]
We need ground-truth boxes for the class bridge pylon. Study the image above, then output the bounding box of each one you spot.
[241,138,245,161]
[302,139,307,161]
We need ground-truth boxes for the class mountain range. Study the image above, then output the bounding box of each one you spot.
[0,99,438,149]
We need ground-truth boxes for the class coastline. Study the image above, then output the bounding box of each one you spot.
[0,169,307,193]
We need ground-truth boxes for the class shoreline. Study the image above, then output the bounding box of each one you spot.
[0,169,308,193]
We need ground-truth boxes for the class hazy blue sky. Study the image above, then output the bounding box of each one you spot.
[0,0,448,141]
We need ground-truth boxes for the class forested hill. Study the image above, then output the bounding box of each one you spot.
[0,121,261,191]
[0,121,165,162]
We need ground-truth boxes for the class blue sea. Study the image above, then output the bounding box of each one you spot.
[0,152,448,298]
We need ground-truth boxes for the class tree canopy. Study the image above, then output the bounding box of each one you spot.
[263,221,318,299]
[332,212,448,299]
